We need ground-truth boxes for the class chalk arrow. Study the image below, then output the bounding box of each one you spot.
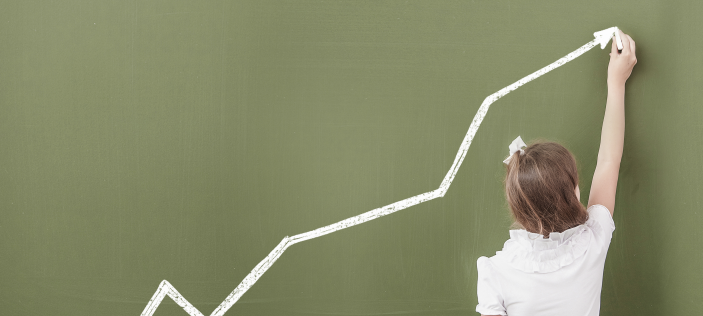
[594,26,622,49]
[139,27,619,316]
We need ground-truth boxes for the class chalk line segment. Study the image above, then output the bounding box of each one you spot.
[208,190,443,315]
[209,237,292,316]
[438,39,601,195]
[140,28,617,316]
[290,189,442,245]
[140,280,204,316]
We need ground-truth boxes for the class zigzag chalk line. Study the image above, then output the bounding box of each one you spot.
[140,27,619,316]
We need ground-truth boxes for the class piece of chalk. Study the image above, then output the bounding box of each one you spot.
[614,28,623,51]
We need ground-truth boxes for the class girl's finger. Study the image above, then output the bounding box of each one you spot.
[619,29,631,53]
[626,34,636,54]
[610,36,618,56]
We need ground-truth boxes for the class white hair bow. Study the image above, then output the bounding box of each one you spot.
[503,136,526,165]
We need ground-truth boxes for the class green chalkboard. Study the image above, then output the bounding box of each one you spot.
[1,1,702,315]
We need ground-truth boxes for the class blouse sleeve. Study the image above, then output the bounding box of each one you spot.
[586,204,616,248]
[476,256,507,316]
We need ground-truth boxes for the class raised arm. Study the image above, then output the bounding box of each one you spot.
[587,29,637,216]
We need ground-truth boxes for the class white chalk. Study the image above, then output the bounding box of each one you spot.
[614,27,623,51]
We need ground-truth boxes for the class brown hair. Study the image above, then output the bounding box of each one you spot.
[504,141,588,238]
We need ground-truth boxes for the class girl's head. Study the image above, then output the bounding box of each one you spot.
[504,141,587,238]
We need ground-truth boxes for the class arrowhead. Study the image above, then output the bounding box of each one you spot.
[593,27,619,49]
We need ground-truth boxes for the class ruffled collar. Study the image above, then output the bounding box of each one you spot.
[495,222,593,273]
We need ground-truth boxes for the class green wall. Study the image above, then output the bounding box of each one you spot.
[1,1,701,315]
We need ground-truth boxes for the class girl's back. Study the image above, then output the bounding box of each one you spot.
[477,205,615,316]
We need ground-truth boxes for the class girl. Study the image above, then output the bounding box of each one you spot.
[476,29,637,316]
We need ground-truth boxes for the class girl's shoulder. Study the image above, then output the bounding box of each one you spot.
[585,204,616,233]
[478,204,616,274]
[584,204,616,247]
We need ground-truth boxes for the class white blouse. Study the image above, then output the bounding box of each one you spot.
[476,204,615,316]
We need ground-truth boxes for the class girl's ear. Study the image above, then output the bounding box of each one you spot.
[575,185,581,202]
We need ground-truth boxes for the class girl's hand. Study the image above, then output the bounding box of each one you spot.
[607,29,637,87]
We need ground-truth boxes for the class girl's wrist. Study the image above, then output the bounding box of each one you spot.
[607,81,625,91]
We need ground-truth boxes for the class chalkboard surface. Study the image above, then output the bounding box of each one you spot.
[2,1,702,315]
